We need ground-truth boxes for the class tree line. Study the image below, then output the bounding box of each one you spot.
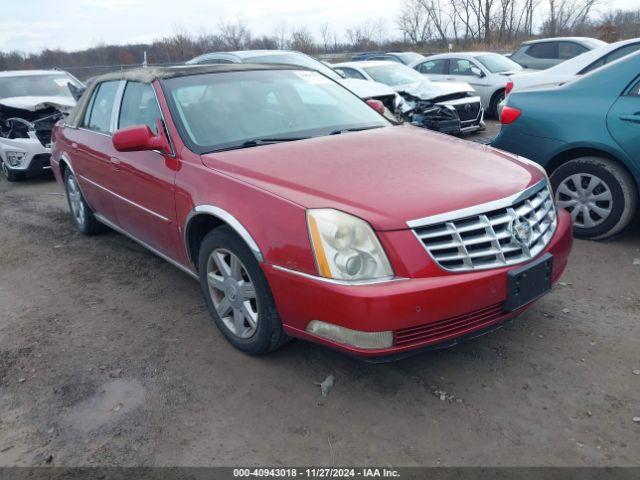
[0,2,638,80]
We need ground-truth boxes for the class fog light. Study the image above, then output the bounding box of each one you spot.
[6,151,26,167]
[306,320,393,349]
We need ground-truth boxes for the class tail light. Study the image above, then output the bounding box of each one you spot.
[500,106,521,124]
[505,81,514,95]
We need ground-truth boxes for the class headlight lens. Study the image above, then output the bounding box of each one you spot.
[6,151,26,167]
[307,209,393,281]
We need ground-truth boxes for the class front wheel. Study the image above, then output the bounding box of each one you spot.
[551,157,637,240]
[1,161,22,182]
[198,226,289,355]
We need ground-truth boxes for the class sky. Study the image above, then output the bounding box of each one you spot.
[1,0,638,54]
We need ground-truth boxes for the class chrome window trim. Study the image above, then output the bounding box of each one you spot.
[94,213,197,280]
[184,205,264,267]
[271,264,408,286]
[407,179,548,229]
[110,80,127,133]
[79,174,171,222]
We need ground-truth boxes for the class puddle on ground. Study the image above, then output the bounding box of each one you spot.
[60,378,146,433]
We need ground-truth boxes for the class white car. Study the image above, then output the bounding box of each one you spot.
[0,70,82,182]
[187,50,402,114]
[333,60,484,135]
[507,38,640,94]
[410,52,531,118]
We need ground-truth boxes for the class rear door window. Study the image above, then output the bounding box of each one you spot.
[82,81,119,134]
[416,59,447,74]
[527,42,557,59]
[449,58,474,75]
[118,82,162,134]
[558,42,587,59]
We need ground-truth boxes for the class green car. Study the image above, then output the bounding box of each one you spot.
[492,51,640,239]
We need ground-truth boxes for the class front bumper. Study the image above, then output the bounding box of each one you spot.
[0,137,52,176]
[265,209,572,358]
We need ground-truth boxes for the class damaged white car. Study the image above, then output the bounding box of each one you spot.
[334,61,485,135]
[0,70,82,182]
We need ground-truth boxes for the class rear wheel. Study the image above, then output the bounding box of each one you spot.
[551,157,637,240]
[63,169,106,235]
[198,226,289,355]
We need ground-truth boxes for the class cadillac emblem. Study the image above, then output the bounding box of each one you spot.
[509,215,532,247]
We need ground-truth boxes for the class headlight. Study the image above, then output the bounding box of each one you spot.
[6,151,26,167]
[307,209,393,282]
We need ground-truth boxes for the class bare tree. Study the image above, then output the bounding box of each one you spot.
[289,27,316,54]
[397,0,434,46]
[272,20,290,50]
[543,0,600,36]
[319,22,332,53]
[218,17,251,50]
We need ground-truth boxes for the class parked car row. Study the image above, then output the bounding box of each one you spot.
[1,41,636,360]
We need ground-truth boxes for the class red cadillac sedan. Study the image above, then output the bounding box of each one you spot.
[51,64,573,359]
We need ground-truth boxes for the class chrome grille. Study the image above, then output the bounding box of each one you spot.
[410,182,557,272]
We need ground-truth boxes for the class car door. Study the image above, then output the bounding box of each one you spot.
[65,80,122,221]
[109,81,178,256]
[607,77,640,166]
[415,58,448,82]
[448,58,492,102]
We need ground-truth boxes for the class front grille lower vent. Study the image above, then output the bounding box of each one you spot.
[411,182,557,272]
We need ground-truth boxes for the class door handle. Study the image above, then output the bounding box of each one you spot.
[71,142,78,149]
[620,114,640,124]
[446,77,455,81]
[109,157,122,169]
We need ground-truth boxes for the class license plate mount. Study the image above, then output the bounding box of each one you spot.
[503,253,553,312]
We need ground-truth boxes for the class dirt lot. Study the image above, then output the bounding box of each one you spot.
[1,125,639,467]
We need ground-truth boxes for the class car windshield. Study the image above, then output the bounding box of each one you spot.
[164,69,389,154]
[363,64,425,86]
[475,54,523,73]
[0,73,81,99]
[244,53,343,82]
[393,53,424,64]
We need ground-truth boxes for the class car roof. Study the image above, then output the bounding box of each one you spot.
[422,51,497,59]
[89,63,298,85]
[334,60,399,69]
[0,69,69,77]
[521,36,605,45]
[192,50,304,61]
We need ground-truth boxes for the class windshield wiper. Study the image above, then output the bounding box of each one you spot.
[329,125,384,135]
[209,136,311,153]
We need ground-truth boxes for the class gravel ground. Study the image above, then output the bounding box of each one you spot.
[1,138,639,467]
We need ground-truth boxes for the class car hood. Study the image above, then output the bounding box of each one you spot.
[0,96,76,112]
[339,78,397,99]
[394,81,475,100]
[200,126,543,231]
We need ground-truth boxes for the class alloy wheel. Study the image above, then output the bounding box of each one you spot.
[66,174,86,226]
[555,173,613,228]
[206,248,259,339]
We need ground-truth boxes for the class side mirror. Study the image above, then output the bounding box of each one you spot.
[366,99,386,115]
[112,121,170,154]
[335,69,347,79]
[471,67,484,78]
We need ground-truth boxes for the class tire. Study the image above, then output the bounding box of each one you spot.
[198,226,289,355]
[550,157,637,240]
[63,169,106,235]
[1,161,22,182]
[489,89,505,119]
